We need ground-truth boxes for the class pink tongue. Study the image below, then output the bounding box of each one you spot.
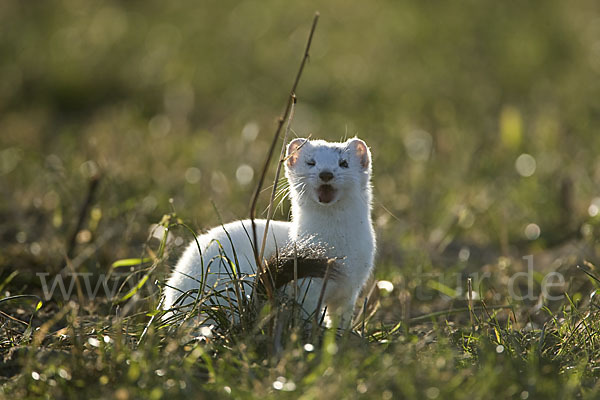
[318,185,335,203]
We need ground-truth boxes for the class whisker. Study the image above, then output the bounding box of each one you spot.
[275,192,290,214]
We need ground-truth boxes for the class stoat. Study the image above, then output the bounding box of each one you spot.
[162,137,376,327]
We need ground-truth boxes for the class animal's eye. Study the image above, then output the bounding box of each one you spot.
[306,159,316,167]
[339,159,349,168]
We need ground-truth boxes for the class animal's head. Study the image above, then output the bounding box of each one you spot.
[284,137,372,207]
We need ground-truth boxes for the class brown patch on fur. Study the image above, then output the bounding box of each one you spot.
[266,256,341,289]
[258,243,342,291]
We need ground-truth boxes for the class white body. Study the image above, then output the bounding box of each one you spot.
[162,138,376,326]
[163,219,290,316]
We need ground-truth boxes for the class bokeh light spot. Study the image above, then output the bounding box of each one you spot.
[236,164,254,185]
[515,154,536,177]
[524,223,541,240]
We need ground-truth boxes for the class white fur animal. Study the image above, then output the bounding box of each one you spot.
[162,137,376,327]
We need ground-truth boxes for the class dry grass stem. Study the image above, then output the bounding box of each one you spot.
[249,12,320,299]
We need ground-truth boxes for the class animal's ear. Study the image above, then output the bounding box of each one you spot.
[286,138,307,168]
[348,138,371,169]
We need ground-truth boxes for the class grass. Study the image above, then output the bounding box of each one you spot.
[3,0,600,398]
[2,256,600,399]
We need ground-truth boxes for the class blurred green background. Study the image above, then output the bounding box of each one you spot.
[2,0,600,289]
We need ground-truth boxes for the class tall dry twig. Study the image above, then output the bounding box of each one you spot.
[258,94,296,264]
[67,173,101,260]
[249,12,320,299]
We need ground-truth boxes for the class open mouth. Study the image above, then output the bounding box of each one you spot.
[317,185,336,204]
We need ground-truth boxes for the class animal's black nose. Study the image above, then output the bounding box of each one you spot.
[319,171,334,182]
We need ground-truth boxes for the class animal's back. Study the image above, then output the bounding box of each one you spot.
[163,219,291,314]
